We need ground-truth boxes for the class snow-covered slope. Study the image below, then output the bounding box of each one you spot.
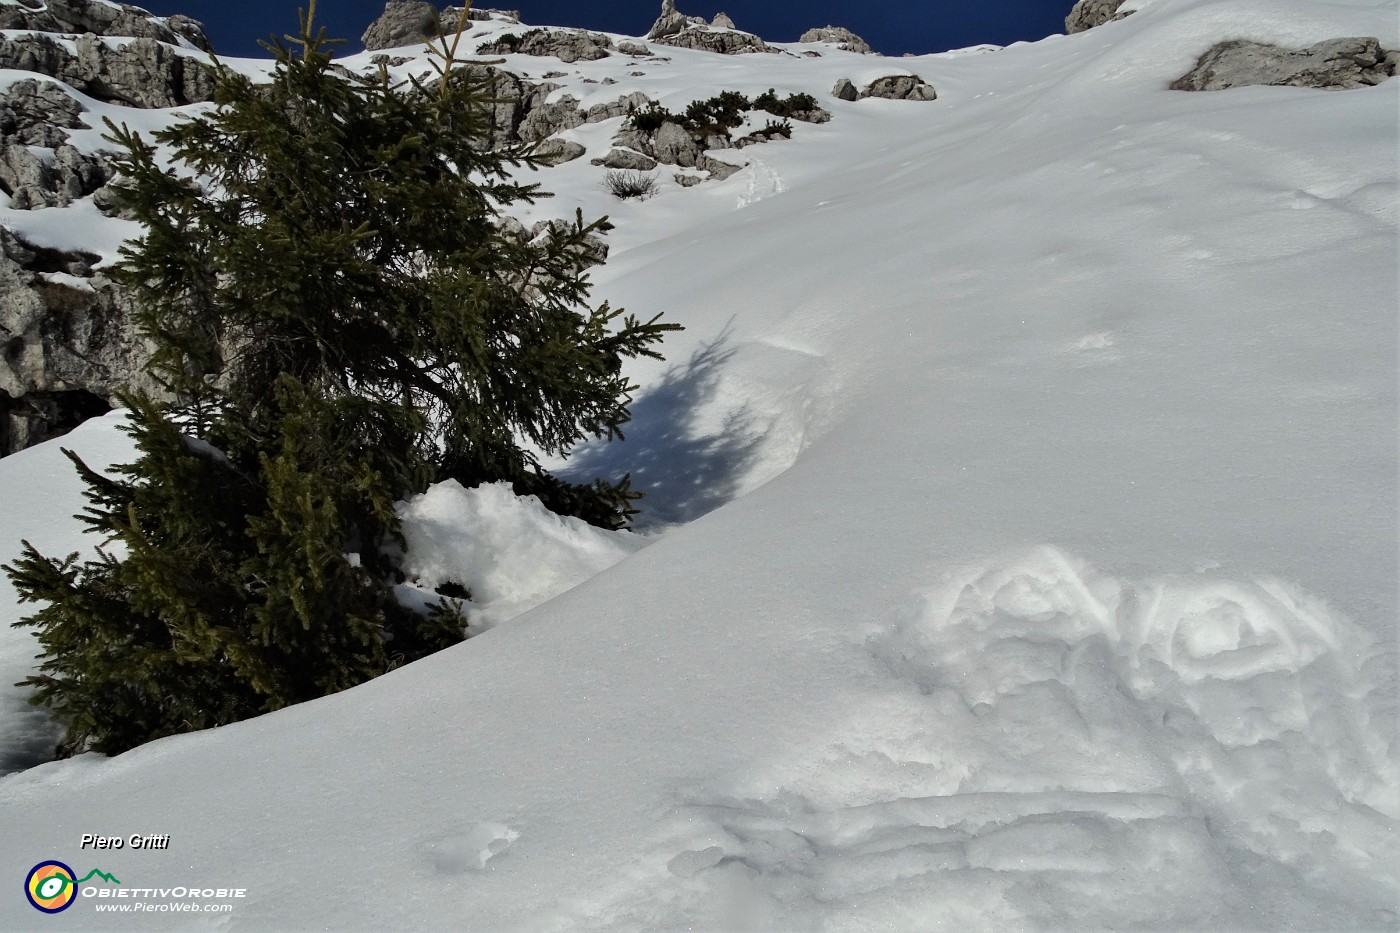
[1,0,1396,928]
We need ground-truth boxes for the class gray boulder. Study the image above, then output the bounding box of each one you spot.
[799,26,873,54]
[860,75,938,101]
[617,41,652,56]
[697,153,742,180]
[0,0,213,52]
[712,13,736,29]
[517,92,585,142]
[533,138,586,165]
[831,77,859,101]
[1064,0,1133,34]
[1170,37,1396,90]
[650,120,703,167]
[591,148,659,171]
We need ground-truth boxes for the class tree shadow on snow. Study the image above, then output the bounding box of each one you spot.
[560,329,764,531]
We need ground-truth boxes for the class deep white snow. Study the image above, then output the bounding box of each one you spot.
[0,0,1396,928]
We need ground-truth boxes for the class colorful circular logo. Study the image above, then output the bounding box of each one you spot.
[25,861,77,913]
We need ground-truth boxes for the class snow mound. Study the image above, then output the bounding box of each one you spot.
[581,547,1398,930]
[397,480,649,631]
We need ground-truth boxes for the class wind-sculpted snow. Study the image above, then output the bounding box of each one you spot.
[580,549,1397,930]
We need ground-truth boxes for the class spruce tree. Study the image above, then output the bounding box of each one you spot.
[5,3,679,758]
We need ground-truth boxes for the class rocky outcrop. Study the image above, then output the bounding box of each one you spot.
[0,228,160,456]
[645,0,776,53]
[646,0,705,40]
[0,0,212,52]
[0,33,215,108]
[860,75,938,101]
[361,0,439,50]
[1170,37,1397,90]
[0,79,86,147]
[654,27,779,55]
[799,26,873,54]
[517,91,585,142]
[617,41,651,56]
[585,91,653,123]
[0,141,113,210]
[478,28,614,62]
[361,2,519,50]
[1065,0,1133,34]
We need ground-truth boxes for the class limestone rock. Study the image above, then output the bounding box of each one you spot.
[362,3,520,50]
[799,26,873,54]
[860,74,938,101]
[534,138,585,165]
[653,25,779,55]
[361,0,439,51]
[591,148,659,171]
[650,120,703,167]
[646,0,703,40]
[517,92,584,142]
[0,0,213,52]
[1064,0,1133,34]
[831,78,859,101]
[0,79,87,147]
[479,28,613,62]
[697,153,742,181]
[674,173,703,187]
[1170,37,1396,91]
[712,13,736,30]
[617,41,652,56]
[0,227,161,456]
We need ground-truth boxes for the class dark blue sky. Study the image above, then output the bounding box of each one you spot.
[131,1,1070,59]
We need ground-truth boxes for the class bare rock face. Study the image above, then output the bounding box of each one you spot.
[1064,0,1133,34]
[799,26,873,54]
[0,32,215,107]
[0,228,161,456]
[0,0,213,51]
[711,12,735,29]
[1170,37,1397,90]
[860,75,938,101]
[0,79,86,147]
[831,77,859,101]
